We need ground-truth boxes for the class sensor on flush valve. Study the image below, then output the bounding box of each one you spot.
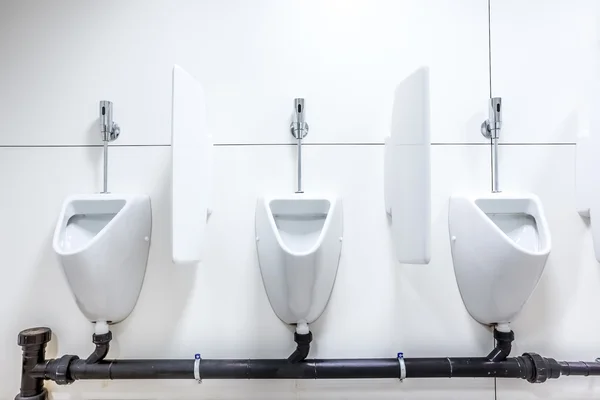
[99,100,120,194]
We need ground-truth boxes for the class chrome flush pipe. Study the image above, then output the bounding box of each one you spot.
[481,97,502,193]
[99,101,120,194]
[290,98,309,193]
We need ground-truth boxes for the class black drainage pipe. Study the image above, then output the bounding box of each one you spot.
[38,357,526,381]
[34,355,600,383]
[15,327,600,400]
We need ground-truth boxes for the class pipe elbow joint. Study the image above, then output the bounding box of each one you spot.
[85,331,112,364]
[288,331,313,363]
[487,329,514,362]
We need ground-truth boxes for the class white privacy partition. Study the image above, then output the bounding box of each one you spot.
[384,68,431,264]
[171,65,212,264]
[576,124,600,262]
[575,49,600,262]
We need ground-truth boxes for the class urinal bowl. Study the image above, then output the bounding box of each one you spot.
[449,193,551,325]
[53,193,152,324]
[255,195,343,325]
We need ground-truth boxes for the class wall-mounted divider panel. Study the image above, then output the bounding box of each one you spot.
[384,67,431,264]
[172,65,213,264]
[576,63,600,261]
[576,131,600,261]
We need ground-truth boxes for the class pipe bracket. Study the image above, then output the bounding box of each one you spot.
[194,354,202,383]
[397,352,406,381]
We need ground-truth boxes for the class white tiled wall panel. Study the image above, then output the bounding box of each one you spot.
[173,0,490,145]
[490,0,599,144]
[0,0,176,146]
[0,0,489,146]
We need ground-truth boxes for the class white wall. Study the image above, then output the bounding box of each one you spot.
[0,1,598,399]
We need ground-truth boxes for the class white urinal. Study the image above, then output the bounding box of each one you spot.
[255,195,343,327]
[449,193,551,325]
[53,193,151,324]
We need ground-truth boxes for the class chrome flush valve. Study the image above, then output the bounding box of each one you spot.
[481,97,502,139]
[290,98,309,139]
[481,97,502,193]
[290,98,308,194]
[99,100,120,194]
[100,100,120,142]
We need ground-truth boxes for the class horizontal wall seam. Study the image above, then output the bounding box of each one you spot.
[0,142,576,148]
[214,142,576,146]
[0,144,171,148]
